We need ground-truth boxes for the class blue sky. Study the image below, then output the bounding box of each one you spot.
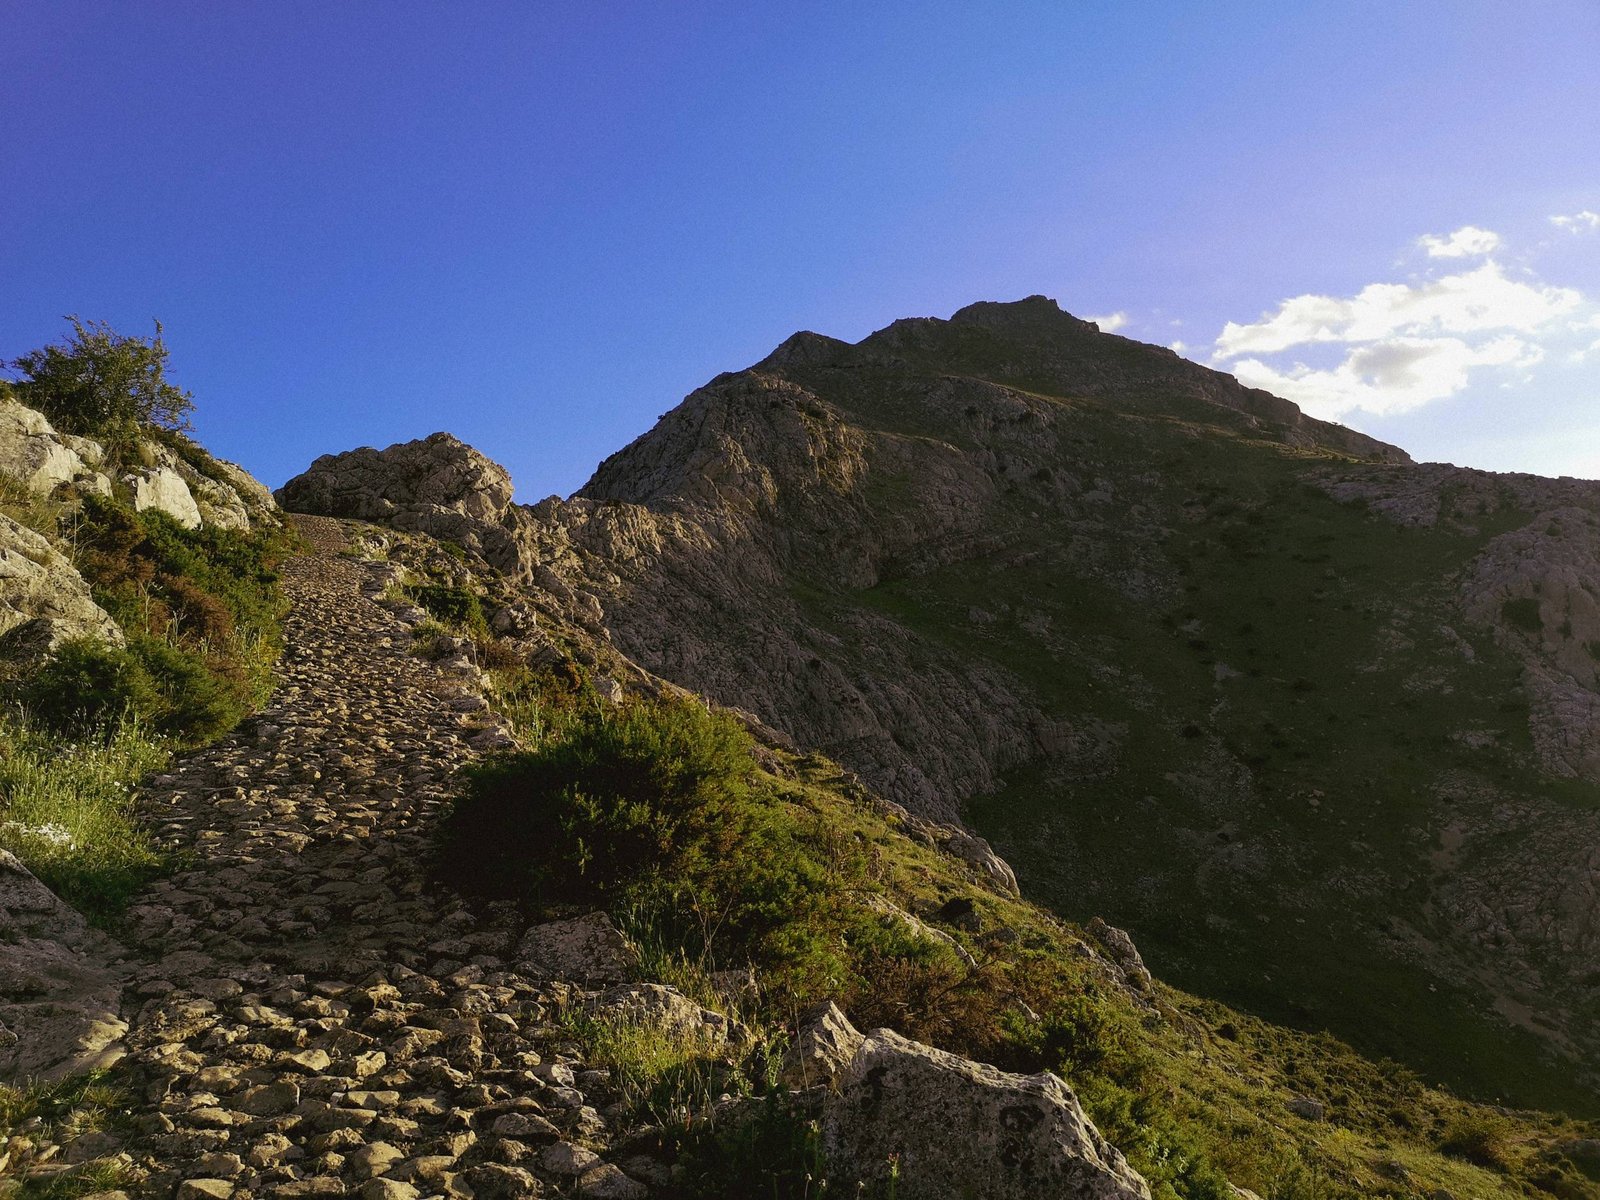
[4,2,1598,496]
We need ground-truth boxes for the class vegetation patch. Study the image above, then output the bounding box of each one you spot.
[0,1071,136,1198]
[438,683,1596,1198]
[0,714,169,920]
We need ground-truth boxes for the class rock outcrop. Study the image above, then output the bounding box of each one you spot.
[823,1026,1151,1200]
[0,512,124,658]
[0,397,110,498]
[275,296,1600,1098]
[0,850,129,1080]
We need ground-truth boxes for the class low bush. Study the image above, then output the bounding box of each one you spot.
[406,581,490,639]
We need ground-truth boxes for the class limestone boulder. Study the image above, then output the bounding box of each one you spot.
[822,1027,1150,1200]
[276,433,515,538]
[778,1001,863,1091]
[0,513,123,660]
[0,851,129,1081]
[516,911,639,984]
[0,398,110,497]
[123,444,203,529]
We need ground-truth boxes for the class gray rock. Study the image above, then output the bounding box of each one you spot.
[537,1141,599,1176]
[1287,1096,1326,1121]
[587,982,747,1047]
[0,850,128,1082]
[778,1001,863,1091]
[277,434,514,536]
[123,446,202,529]
[0,513,124,661]
[1086,918,1153,990]
[576,1163,648,1199]
[359,1181,419,1200]
[0,398,107,496]
[822,1027,1150,1200]
[176,1181,235,1200]
[516,912,638,985]
[463,1163,542,1198]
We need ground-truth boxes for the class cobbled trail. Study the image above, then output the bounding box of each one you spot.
[105,516,655,1200]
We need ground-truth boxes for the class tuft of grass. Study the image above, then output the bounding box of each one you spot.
[0,1071,137,1199]
[0,713,169,920]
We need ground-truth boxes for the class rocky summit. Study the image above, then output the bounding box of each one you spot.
[6,302,1600,1200]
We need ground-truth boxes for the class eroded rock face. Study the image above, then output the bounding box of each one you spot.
[0,512,124,657]
[822,1027,1151,1200]
[0,851,129,1081]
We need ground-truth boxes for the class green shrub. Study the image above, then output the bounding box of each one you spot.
[1438,1112,1516,1170]
[1501,596,1543,634]
[6,316,193,445]
[20,639,161,735]
[0,714,168,918]
[406,581,490,639]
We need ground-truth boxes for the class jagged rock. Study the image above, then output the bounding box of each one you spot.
[1086,917,1153,990]
[276,433,514,537]
[0,513,124,659]
[0,397,109,496]
[822,1027,1151,1199]
[516,912,638,984]
[0,850,128,1081]
[935,827,1020,897]
[778,1001,863,1090]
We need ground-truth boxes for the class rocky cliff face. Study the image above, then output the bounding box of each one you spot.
[278,296,1600,1108]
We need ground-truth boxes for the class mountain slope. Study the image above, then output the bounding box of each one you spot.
[282,297,1600,1114]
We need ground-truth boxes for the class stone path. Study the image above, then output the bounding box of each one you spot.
[75,516,655,1199]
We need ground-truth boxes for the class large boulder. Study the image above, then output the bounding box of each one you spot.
[276,433,515,535]
[0,513,123,660]
[0,851,129,1081]
[516,911,639,984]
[0,397,110,497]
[822,1027,1150,1200]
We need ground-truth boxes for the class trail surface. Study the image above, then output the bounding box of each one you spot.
[98,516,653,1200]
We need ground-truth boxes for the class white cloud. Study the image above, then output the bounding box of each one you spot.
[1169,339,1189,355]
[1212,223,1594,424]
[1231,335,1541,420]
[1087,311,1128,332]
[1418,225,1501,258]
[1551,210,1600,232]
[1215,262,1579,359]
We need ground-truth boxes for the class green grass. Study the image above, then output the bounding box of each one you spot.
[0,1072,137,1199]
[0,714,169,920]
